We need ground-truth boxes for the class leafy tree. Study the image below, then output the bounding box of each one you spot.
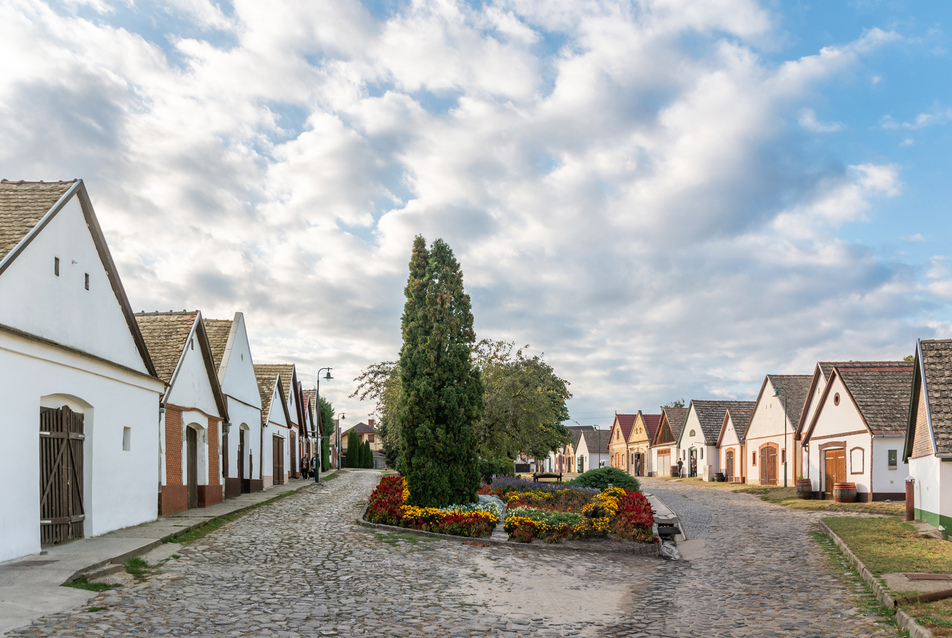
[351,361,402,469]
[663,398,686,409]
[346,429,360,468]
[474,340,571,460]
[904,355,915,362]
[318,397,333,472]
[399,236,483,507]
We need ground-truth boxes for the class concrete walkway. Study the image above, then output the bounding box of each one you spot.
[0,473,333,636]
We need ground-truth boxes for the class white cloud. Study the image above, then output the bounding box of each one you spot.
[882,105,952,130]
[798,108,843,133]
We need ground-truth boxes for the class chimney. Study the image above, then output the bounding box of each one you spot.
[368,418,375,429]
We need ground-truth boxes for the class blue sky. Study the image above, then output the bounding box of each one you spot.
[1,0,951,427]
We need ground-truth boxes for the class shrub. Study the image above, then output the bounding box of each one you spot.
[568,467,640,492]
[478,457,514,484]
[613,490,655,542]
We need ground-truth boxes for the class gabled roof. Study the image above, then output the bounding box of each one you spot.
[255,364,294,428]
[688,400,757,446]
[352,422,376,434]
[718,406,754,446]
[653,407,688,446]
[804,364,914,442]
[567,425,592,450]
[0,179,157,378]
[202,318,233,372]
[582,428,611,455]
[906,340,952,459]
[611,414,637,443]
[743,374,812,440]
[643,414,661,442]
[135,311,228,419]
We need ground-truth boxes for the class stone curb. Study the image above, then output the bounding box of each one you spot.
[356,509,662,557]
[818,520,933,638]
[73,476,334,582]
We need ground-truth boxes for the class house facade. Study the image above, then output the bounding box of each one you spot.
[136,311,228,514]
[608,414,636,472]
[626,412,660,477]
[575,428,610,473]
[802,364,912,501]
[254,365,294,488]
[679,400,755,481]
[742,375,811,486]
[717,406,753,483]
[651,407,688,477]
[905,339,952,528]
[0,180,165,562]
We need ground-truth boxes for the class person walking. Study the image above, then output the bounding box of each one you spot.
[677,458,683,478]
[301,455,310,480]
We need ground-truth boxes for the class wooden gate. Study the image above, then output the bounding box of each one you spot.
[273,436,284,486]
[238,429,249,494]
[824,448,846,498]
[221,430,229,479]
[40,406,85,546]
[657,449,670,476]
[290,432,297,478]
[187,428,198,509]
[725,449,735,481]
[760,445,778,485]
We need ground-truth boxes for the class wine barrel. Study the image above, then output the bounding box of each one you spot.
[833,481,857,503]
[796,478,813,500]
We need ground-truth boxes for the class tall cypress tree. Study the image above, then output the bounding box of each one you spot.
[399,236,483,507]
[346,429,360,468]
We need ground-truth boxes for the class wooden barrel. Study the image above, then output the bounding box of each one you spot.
[796,478,813,500]
[833,482,857,503]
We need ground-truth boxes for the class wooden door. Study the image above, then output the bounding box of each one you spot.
[290,432,297,478]
[238,429,248,493]
[39,406,85,546]
[221,430,229,480]
[273,436,284,485]
[760,446,778,485]
[186,428,198,509]
[824,449,846,497]
[657,450,670,476]
[725,449,734,481]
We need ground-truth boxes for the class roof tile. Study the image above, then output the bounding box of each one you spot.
[0,180,76,261]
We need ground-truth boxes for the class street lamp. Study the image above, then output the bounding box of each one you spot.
[337,413,346,469]
[314,368,332,483]
[774,386,788,488]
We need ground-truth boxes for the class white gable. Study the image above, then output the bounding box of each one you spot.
[721,417,739,447]
[0,195,146,373]
[746,378,794,439]
[219,313,261,410]
[165,322,221,418]
[286,373,299,427]
[809,375,866,440]
[266,381,290,428]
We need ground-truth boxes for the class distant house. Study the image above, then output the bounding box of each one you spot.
[651,407,688,477]
[254,365,294,488]
[802,363,912,500]
[905,339,952,528]
[716,405,754,483]
[136,311,229,514]
[576,428,610,473]
[0,180,165,562]
[679,400,755,481]
[626,412,660,477]
[742,375,811,486]
[608,414,637,471]
[204,313,263,496]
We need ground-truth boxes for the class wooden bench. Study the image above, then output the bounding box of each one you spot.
[532,472,563,483]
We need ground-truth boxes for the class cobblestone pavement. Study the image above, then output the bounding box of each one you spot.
[9,472,900,637]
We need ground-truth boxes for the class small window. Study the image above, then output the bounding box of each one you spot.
[84,273,89,290]
[833,393,840,406]
[752,452,757,466]
[689,429,696,437]
[888,449,898,470]
[122,427,131,451]
[781,449,786,463]
[54,257,60,276]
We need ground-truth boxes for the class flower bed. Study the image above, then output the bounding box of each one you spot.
[366,476,499,538]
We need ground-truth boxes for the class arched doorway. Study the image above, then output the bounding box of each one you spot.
[759,443,778,485]
[39,405,85,545]
[725,449,735,482]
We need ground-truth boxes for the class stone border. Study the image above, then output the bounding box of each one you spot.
[818,520,933,638]
[356,509,662,556]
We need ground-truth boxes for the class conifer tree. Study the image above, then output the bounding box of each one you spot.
[346,429,360,468]
[318,397,333,472]
[399,236,483,507]
[362,440,374,468]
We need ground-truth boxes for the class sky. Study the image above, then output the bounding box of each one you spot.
[2,0,951,429]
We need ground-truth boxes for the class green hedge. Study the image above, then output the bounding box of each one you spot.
[567,467,640,492]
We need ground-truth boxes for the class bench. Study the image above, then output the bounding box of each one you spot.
[532,472,563,483]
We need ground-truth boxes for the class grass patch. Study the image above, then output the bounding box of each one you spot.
[124,557,149,579]
[320,472,340,481]
[86,606,108,612]
[62,577,114,592]
[824,516,952,574]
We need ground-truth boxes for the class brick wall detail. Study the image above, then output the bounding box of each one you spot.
[165,407,183,486]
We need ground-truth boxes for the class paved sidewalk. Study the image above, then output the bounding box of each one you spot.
[0,473,332,636]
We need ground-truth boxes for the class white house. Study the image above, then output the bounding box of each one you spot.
[204,313,263,495]
[802,363,912,501]
[679,400,755,481]
[742,375,811,487]
[136,311,228,514]
[905,339,952,528]
[575,428,609,473]
[254,364,294,488]
[651,407,688,477]
[716,405,754,483]
[0,179,165,562]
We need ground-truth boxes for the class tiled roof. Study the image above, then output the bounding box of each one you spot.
[202,318,233,371]
[661,407,688,442]
[692,400,756,445]
[768,375,812,426]
[838,365,914,436]
[0,180,75,261]
[254,364,283,425]
[725,406,754,443]
[352,422,376,434]
[643,414,661,442]
[819,360,910,381]
[134,312,197,384]
[567,425,593,450]
[582,428,611,454]
[921,340,952,454]
[613,414,637,441]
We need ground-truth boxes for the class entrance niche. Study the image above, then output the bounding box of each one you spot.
[184,423,206,508]
[39,394,92,546]
[239,424,250,494]
[759,443,778,486]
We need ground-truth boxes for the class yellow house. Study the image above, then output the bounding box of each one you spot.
[626,411,661,477]
[608,414,637,472]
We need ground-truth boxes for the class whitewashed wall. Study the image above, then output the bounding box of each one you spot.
[679,409,718,480]
[217,315,261,483]
[871,436,909,496]
[805,375,872,496]
[909,456,952,527]
[744,379,797,486]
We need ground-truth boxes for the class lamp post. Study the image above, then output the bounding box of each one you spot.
[336,413,346,469]
[774,386,788,488]
[314,368,332,483]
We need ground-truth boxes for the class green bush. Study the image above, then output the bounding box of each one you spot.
[345,430,360,468]
[362,441,374,468]
[568,467,640,492]
[478,457,514,484]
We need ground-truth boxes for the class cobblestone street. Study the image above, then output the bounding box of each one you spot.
[10,472,900,637]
